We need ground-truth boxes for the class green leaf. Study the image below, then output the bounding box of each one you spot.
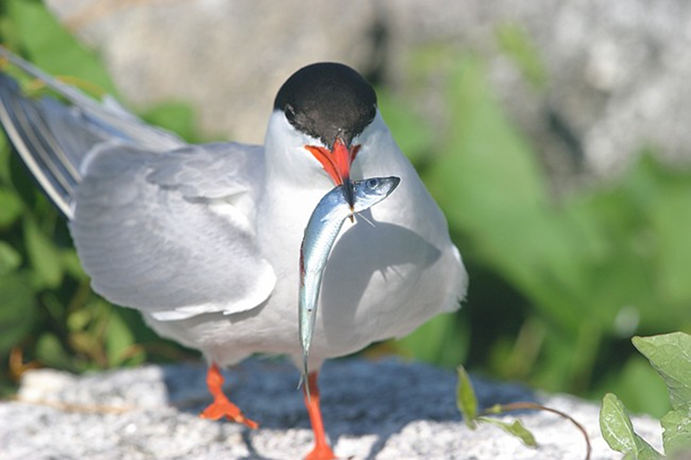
[426,55,588,333]
[23,216,63,288]
[599,355,672,418]
[457,365,478,428]
[104,307,137,367]
[0,271,36,357]
[60,249,87,281]
[633,333,691,417]
[478,416,538,447]
[0,187,23,226]
[0,135,11,183]
[35,333,76,372]
[600,393,664,459]
[0,241,22,275]
[661,409,691,456]
[7,0,118,95]
[646,165,691,305]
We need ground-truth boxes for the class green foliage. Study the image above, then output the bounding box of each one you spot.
[495,22,547,89]
[0,0,196,391]
[600,355,672,419]
[601,393,663,460]
[457,365,478,427]
[600,332,691,458]
[0,271,35,357]
[3,0,118,94]
[633,334,691,418]
[482,417,538,448]
[395,313,469,369]
[0,187,22,226]
[459,365,594,456]
[384,41,691,416]
[0,2,690,428]
[457,365,538,448]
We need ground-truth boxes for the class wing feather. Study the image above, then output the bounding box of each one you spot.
[0,47,185,218]
[70,142,275,320]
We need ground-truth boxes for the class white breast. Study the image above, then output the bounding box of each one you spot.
[145,116,468,370]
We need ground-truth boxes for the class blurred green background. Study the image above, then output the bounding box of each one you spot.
[1,0,689,419]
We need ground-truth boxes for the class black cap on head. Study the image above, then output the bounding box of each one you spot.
[274,63,377,149]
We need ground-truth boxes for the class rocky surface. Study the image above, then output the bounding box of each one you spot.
[43,0,691,185]
[0,358,661,459]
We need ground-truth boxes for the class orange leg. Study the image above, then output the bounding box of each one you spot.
[303,372,337,460]
[199,362,258,429]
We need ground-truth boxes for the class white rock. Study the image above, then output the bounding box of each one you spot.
[0,358,662,459]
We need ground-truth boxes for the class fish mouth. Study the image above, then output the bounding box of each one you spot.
[342,177,355,213]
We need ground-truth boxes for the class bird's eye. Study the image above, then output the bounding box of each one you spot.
[366,178,379,189]
[284,104,296,122]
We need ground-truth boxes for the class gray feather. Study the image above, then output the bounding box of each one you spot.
[0,47,184,217]
[70,143,275,319]
[0,47,275,319]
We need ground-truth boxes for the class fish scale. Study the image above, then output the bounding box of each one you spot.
[298,176,400,395]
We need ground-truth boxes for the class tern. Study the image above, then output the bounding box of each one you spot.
[0,47,468,460]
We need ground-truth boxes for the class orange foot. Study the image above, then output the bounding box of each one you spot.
[305,444,337,460]
[303,372,337,460]
[199,362,258,429]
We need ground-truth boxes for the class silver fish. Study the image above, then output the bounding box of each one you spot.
[299,176,401,393]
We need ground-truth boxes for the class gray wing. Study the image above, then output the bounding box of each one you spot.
[71,142,276,320]
[0,47,275,319]
[0,47,184,218]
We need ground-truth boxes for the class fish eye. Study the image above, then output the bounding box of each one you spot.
[366,178,379,189]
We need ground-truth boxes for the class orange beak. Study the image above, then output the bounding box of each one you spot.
[305,138,360,209]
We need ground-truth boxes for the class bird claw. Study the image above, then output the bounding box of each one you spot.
[200,362,258,429]
[200,395,258,429]
[304,444,337,460]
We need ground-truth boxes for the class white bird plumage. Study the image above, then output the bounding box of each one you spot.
[139,110,467,370]
[0,48,468,460]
